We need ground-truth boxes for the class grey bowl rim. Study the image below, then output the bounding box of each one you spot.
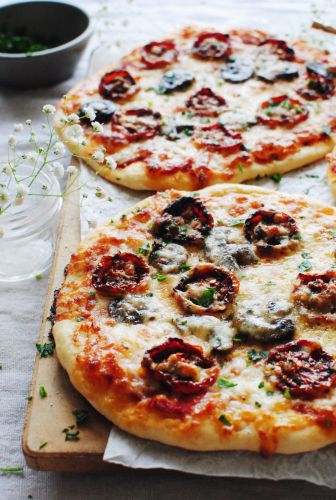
[0,0,93,59]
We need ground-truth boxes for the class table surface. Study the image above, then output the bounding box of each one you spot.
[1,0,336,498]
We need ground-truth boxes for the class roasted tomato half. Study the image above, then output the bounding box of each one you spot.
[111,108,161,143]
[78,100,117,124]
[174,263,239,314]
[141,40,178,69]
[244,209,300,256]
[185,88,226,116]
[99,70,137,101]
[267,340,336,399]
[193,123,243,156]
[293,270,336,324]
[142,337,219,394]
[151,196,214,245]
[297,62,334,100]
[258,38,295,61]
[257,95,308,128]
[92,252,149,295]
[192,32,231,60]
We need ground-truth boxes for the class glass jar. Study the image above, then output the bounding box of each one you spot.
[0,167,62,282]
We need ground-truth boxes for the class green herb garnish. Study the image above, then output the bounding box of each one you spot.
[35,342,54,358]
[39,386,47,398]
[219,414,232,426]
[152,273,167,282]
[217,378,237,389]
[72,409,89,427]
[193,288,216,308]
[270,173,282,183]
[247,349,268,362]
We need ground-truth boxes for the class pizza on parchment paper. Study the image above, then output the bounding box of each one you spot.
[53,183,336,455]
[54,25,336,191]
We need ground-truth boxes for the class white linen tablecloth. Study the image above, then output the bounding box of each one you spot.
[1,1,336,498]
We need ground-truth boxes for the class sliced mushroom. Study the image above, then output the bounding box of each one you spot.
[234,299,295,342]
[175,315,235,352]
[149,241,188,273]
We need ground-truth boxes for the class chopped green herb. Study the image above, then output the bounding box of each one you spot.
[35,342,55,358]
[39,386,47,398]
[39,442,47,450]
[72,409,89,427]
[219,414,232,426]
[217,378,237,389]
[88,290,96,297]
[152,273,167,282]
[228,218,244,227]
[233,337,242,343]
[298,260,312,272]
[35,274,43,280]
[62,428,80,442]
[283,388,291,399]
[146,292,154,297]
[26,395,33,401]
[305,173,320,178]
[136,243,150,256]
[247,349,268,362]
[75,317,85,322]
[258,381,265,389]
[0,466,24,473]
[270,173,282,183]
[255,401,262,408]
[301,251,311,259]
[292,233,302,241]
[266,390,274,397]
[194,288,216,308]
[180,263,191,271]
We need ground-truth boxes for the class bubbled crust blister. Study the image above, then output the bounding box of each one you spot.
[53,184,336,455]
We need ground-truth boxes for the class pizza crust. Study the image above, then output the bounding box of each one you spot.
[53,183,336,454]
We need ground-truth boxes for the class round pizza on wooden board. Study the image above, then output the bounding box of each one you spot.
[54,25,336,191]
[53,183,336,455]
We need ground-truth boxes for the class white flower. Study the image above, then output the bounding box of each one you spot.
[95,186,106,198]
[66,165,77,176]
[0,187,9,203]
[53,141,66,156]
[28,151,38,164]
[8,135,17,148]
[53,162,64,177]
[66,124,84,144]
[105,155,117,170]
[67,113,80,124]
[0,226,4,238]
[13,123,24,133]
[42,104,56,115]
[16,184,30,198]
[2,164,13,177]
[91,150,104,163]
[20,153,27,160]
[85,107,96,122]
[88,218,98,229]
[25,119,32,126]
[91,121,104,134]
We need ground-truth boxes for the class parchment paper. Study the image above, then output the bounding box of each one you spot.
[78,0,336,487]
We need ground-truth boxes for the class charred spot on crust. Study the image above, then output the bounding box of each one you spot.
[257,95,309,128]
[174,263,239,314]
[98,70,137,101]
[293,270,336,324]
[47,288,60,325]
[141,40,178,69]
[151,196,214,245]
[92,252,149,296]
[142,337,219,395]
[111,108,161,143]
[267,340,336,399]
[185,88,226,116]
[193,123,243,155]
[78,100,117,124]
[297,62,334,100]
[192,32,231,60]
[244,209,300,256]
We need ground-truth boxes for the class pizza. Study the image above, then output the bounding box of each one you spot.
[53,183,336,455]
[54,25,336,191]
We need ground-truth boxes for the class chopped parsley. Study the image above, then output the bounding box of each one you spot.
[219,414,232,426]
[39,386,48,398]
[0,466,24,473]
[75,317,85,322]
[247,349,268,362]
[283,388,291,399]
[266,390,274,397]
[255,401,262,408]
[270,173,282,183]
[152,273,167,282]
[298,260,312,272]
[146,292,154,297]
[258,381,265,389]
[228,218,245,227]
[194,288,216,308]
[292,233,302,241]
[62,426,80,442]
[180,263,191,271]
[217,378,237,389]
[72,409,89,427]
[35,274,43,280]
[136,243,150,256]
[35,342,54,358]
[39,442,48,450]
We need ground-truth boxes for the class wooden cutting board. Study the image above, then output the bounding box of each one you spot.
[22,181,127,472]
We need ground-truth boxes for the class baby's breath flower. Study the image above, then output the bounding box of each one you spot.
[13,123,24,133]
[53,162,64,177]
[20,153,28,160]
[67,113,80,124]
[85,107,96,122]
[42,104,56,115]
[105,155,117,170]
[0,226,4,238]
[82,192,88,199]
[66,165,77,176]
[67,124,84,143]
[91,150,104,163]
[95,186,106,198]
[28,151,38,164]
[8,135,17,148]
[16,184,30,198]
[91,121,104,134]
[2,164,13,177]
[53,142,66,156]
[25,119,32,126]
[0,187,9,203]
